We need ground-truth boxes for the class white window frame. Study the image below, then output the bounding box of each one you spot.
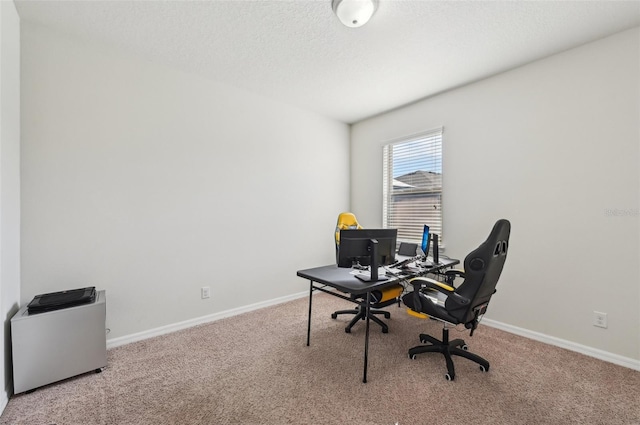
[382,127,444,247]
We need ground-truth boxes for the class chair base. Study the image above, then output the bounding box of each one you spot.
[408,327,489,380]
[331,306,391,333]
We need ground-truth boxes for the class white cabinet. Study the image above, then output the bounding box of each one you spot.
[11,290,107,394]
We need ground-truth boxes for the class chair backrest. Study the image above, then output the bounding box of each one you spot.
[446,219,511,326]
[335,212,362,246]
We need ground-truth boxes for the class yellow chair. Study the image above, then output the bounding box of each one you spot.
[332,212,404,333]
[334,212,362,263]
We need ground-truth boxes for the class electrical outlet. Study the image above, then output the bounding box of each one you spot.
[201,286,211,299]
[593,311,607,328]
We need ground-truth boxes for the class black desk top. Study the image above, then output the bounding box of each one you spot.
[297,257,459,295]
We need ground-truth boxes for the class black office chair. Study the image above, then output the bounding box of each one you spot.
[331,212,403,334]
[402,219,510,380]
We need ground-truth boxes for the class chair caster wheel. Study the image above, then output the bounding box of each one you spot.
[479,365,489,372]
[331,313,337,319]
[345,328,351,333]
[445,373,454,381]
[409,354,416,360]
[461,344,469,351]
[382,328,388,334]
[383,313,391,319]
[420,337,428,344]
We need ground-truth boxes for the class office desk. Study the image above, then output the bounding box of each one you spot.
[297,258,459,383]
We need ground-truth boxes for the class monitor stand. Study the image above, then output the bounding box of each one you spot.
[355,273,389,283]
[432,233,440,264]
[354,239,389,282]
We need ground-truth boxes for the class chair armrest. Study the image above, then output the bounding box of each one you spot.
[444,269,465,279]
[442,269,465,286]
[409,277,455,294]
[409,277,471,307]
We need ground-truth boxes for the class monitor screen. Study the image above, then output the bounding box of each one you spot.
[337,228,397,271]
[421,225,430,257]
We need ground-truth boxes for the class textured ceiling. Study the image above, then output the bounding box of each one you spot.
[14,0,640,123]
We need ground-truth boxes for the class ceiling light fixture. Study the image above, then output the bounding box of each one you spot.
[331,0,379,28]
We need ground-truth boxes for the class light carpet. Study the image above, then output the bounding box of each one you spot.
[1,293,639,425]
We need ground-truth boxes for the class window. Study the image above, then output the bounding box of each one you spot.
[382,128,443,245]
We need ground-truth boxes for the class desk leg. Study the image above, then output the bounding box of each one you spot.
[306,281,313,346]
[363,291,371,383]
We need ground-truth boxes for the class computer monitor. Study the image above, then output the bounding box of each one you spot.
[338,228,397,282]
[420,225,430,258]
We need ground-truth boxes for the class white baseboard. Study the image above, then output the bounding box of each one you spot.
[106,292,639,372]
[0,390,8,417]
[107,291,309,349]
[483,318,640,371]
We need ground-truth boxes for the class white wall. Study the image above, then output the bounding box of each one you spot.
[0,0,21,410]
[20,22,349,341]
[351,28,640,362]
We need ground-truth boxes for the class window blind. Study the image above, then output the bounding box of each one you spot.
[383,128,443,244]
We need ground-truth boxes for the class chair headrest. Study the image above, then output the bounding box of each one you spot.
[335,212,362,245]
[336,212,361,229]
